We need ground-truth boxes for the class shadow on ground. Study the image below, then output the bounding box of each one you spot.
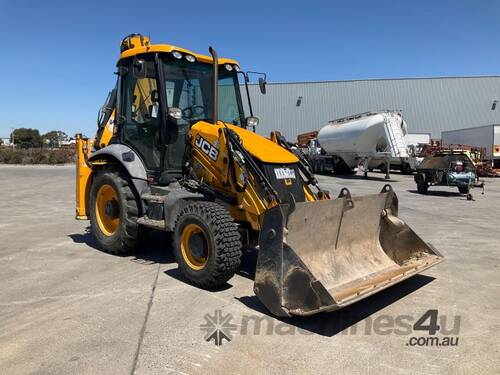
[236,274,435,337]
[70,228,436,336]
[407,189,461,197]
[164,247,258,291]
[68,227,175,264]
[163,268,234,291]
[320,172,401,183]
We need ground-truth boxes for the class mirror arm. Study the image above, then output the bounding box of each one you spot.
[238,71,253,123]
[247,71,267,94]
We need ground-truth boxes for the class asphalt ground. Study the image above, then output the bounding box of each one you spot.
[0,165,499,375]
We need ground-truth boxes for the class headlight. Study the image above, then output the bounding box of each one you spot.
[224,63,233,71]
[168,107,182,120]
[233,65,240,72]
[185,54,196,62]
[172,51,183,59]
[246,116,259,127]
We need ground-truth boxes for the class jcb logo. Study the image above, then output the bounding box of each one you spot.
[195,135,219,161]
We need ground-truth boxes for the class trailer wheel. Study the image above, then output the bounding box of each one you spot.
[90,168,141,254]
[417,182,428,194]
[173,201,242,288]
[401,163,412,175]
[458,185,470,194]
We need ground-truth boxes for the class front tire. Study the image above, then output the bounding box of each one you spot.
[89,168,141,254]
[173,201,242,288]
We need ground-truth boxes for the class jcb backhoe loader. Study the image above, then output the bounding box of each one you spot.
[75,34,443,317]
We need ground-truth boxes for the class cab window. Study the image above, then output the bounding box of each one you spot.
[121,60,162,170]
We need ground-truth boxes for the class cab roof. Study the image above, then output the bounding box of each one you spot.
[118,34,239,66]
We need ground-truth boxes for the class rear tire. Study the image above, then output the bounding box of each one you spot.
[89,168,141,254]
[173,201,242,288]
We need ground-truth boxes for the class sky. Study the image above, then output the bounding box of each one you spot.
[0,0,498,137]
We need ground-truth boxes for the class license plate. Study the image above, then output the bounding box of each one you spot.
[274,167,296,180]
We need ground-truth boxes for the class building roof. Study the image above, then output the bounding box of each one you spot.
[243,76,500,139]
[261,75,500,85]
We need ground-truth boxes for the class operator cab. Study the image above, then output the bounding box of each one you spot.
[112,34,259,184]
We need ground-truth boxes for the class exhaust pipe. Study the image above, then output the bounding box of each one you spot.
[209,46,218,125]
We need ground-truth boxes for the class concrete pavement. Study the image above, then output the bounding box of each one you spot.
[0,165,499,375]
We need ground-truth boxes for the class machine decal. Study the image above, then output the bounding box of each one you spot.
[195,135,219,161]
[274,167,296,180]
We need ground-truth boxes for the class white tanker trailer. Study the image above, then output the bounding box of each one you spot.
[305,111,408,178]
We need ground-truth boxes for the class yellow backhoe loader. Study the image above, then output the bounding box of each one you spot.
[75,34,443,317]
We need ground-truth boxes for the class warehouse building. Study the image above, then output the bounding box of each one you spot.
[244,76,500,141]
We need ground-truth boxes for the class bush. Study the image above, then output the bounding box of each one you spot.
[0,147,75,165]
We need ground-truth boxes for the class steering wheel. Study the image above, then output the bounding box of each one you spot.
[182,105,205,119]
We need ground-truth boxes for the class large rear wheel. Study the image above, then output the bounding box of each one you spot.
[173,201,242,288]
[89,168,141,254]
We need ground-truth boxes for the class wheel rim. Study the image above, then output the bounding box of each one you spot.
[95,184,120,236]
[181,223,209,270]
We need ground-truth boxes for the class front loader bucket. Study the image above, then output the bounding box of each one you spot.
[254,185,443,317]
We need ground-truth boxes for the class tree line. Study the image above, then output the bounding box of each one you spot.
[2,128,71,148]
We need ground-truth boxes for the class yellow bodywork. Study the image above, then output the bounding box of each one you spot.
[75,134,93,219]
[75,34,444,318]
[188,121,315,230]
[119,35,238,66]
[75,34,313,228]
[96,110,115,149]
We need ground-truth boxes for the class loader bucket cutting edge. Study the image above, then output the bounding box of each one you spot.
[254,186,444,317]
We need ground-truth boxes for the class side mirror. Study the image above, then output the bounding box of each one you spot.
[258,77,267,95]
[168,107,182,120]
[246,116,259,128]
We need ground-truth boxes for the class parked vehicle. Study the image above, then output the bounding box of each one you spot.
[420,143,498,177]
[300,111,408,178]
[414,151,483,200]
[368,133,431,175]
[75,34,443,317]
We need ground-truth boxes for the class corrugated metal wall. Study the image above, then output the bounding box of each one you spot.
[242,76,500,140]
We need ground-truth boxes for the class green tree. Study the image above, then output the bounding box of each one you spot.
[11,128,42,148]
[42,130,69,148]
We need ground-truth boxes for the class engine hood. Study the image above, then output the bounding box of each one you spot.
[192,121,299,164]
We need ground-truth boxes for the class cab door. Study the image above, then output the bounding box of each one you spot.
[117,57,163,171]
